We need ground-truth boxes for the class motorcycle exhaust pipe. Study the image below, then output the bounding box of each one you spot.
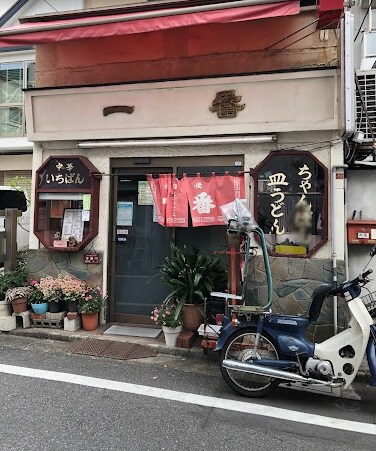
[222,359,341,387]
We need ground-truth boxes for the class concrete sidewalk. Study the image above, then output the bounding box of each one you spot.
[4,324,205,358]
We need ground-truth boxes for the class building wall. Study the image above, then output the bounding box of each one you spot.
[35,11,338,87]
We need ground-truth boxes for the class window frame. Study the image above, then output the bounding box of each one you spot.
[0,60,35,137]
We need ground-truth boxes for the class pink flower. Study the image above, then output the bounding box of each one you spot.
[31,280,38,286]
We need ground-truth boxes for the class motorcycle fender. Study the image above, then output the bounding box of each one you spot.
[366,324,376,386]
[214,319,233,352]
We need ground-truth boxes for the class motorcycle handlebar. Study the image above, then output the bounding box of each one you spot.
[329,269,373,297]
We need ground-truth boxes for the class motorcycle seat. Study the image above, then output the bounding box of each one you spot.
[308,283,333,322]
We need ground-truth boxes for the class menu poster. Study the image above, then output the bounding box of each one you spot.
[50,200,71,219]
[62,209,84,242]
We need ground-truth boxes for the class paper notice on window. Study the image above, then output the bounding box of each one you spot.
[371,229,376,240]
[62,209,84,242]
[83,194,91,210]
[117,202,133,226]
[138,181,154,205]
[82,210,90,222]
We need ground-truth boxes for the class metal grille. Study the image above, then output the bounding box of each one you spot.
[362,291,376,319]
[71,339,157,360]
[356,71,376,142]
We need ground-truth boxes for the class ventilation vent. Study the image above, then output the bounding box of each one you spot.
[356,70,376,142]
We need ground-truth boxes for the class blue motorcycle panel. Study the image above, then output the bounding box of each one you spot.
[277,335,312,357]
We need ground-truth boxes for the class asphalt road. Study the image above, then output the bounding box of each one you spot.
[0,335,375,451]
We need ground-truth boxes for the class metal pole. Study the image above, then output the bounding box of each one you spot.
[331,165,348,335]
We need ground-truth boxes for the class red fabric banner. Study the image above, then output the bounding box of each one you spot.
[165,174,189,227]
[183,174,219,227]
[148,172,245,227]
[147,174,165,226]
[214,172,245,223]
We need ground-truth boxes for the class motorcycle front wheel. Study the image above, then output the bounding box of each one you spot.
[219,327,280,398]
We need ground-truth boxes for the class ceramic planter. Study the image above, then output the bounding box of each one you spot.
[11,298,28,314]
[81,312,99,331]
[31,302,48,314]
[162,325,182,347]
[67,300,78,312]
[0,300,11,317]
[48,301,60,313]
[182,304,204,332]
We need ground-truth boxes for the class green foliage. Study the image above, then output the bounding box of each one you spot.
[159,244,227,320]
[0,266,28,300]
[27,288,45,305]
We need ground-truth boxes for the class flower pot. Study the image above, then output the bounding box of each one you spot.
[182,304,204,332]
[162,325,182,347]
[48,301,60,313]
[11,298,28,314]
[0,300,11,317]
[67,300,78,313]
[31,302,48,315]
[81,312,99,331]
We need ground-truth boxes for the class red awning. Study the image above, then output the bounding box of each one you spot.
[0,1,300,47]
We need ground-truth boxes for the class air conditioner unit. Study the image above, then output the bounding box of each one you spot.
[356,70,376,142]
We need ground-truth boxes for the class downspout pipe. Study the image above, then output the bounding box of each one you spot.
[332,164,348,335]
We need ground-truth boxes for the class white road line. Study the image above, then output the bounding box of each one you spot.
[0,363,375,435]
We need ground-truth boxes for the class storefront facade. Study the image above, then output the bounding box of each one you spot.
[0,1,345,339]
[24,69,344,336]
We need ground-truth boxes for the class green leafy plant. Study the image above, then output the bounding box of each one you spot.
[0,266,28,301]
[27,281,45,304]
[78,286,104,314]
[159,244,227,319]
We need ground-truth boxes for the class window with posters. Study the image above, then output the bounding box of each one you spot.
[34,156,101,251]
[252,151,328,257]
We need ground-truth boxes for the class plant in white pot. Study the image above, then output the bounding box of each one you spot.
[151,304,182,347]
[159,244,227,332]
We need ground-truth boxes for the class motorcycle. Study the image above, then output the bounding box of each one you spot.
[214,201,376,398]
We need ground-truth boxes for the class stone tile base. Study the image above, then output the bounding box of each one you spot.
[246,256,346,342]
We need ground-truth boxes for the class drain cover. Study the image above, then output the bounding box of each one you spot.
[71,339,157,360]
[70,339,109,356]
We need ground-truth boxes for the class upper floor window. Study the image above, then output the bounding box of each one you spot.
[0,61,35,137]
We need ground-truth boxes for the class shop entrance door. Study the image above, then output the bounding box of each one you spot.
[112,170,172,322]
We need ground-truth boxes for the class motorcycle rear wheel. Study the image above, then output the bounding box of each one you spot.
[219,327,280,398]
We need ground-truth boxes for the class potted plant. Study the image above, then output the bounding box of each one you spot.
[0,265,28,316]
[160,245,227,332]
[59,275,86,312]
[78,286,104,331]
[5,286,33,314]
[28,281,48,314]
[38,276,62,313]
[151,304,182,347]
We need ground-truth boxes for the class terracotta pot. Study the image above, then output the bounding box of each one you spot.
[182,304,204,332]
[48,301,60,313]
[11,298,28,314]
[81,312,99,331]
